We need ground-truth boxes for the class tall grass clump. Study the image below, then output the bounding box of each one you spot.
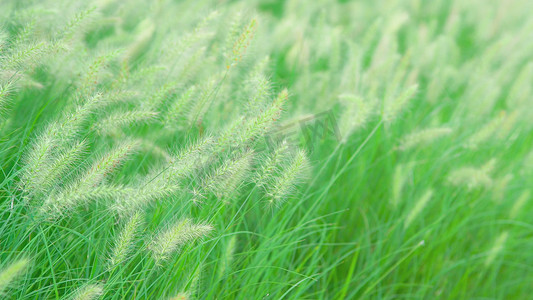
[1,0,533,299]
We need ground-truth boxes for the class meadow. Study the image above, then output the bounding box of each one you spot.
[1,0,533,299]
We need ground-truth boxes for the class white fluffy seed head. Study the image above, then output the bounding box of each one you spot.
[167,136,215,181]
[40,184,135,219]
[218,235,237,278]
[382,84,418,125]
[163,85,197,129]
[254,140,289,188]
[466,113,506,149]
[148,219,213,264]
[447,160,497,190]
[113,183,180,216]
[93,110,158,135]
[21,92,109,194]
[108,212,143,270]
[492,173,513,203]
[217,89,287,152]
[20,133,61,195]
[204,150,254,200]
[81,140,140,187]
[72,283,104,300]
[397,127,453,151]
[0,81,14,114]
[484,231,509,267]
[77,50,121,96]
[266,149,309,207]
[28,139,87,196]
[391,162,414,207]
[404,189,433,229]
[170,292,190,300]
[509,190,530,219]
[338,94,375,142]
[244,74,271,115]
[0,258,30,295]
[226,17,257,69]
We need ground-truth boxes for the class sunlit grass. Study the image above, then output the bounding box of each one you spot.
[1,0,532,299]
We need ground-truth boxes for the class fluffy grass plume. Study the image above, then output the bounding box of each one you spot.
[404,189,433,229]
[71,284,103,300]
[447,159,497,190]
[266,149,309,207]
[397,127,453,151]
[484,231,509,267]
[148,219,213,264]
[1,0,533,299]
[108,212,143,270]
[254,140,289,188]
[0,259,30,295]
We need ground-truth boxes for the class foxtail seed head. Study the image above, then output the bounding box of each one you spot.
[0,258,30,295]
[148,219,213,264]
[266,149,309,207]
[72,283,104,300]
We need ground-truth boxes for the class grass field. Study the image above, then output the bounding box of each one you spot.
[1,0,533,299]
